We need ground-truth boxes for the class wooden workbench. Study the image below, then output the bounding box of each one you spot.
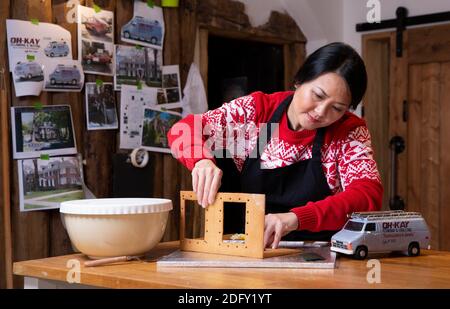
[13,241,450,288]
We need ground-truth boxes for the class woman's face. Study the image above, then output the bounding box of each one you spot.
[287,73,352,131]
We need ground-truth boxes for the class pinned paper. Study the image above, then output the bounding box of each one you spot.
[33,101,43,109]
[93,3,101,13]
[40,154,50,160]
[30,18,39,25]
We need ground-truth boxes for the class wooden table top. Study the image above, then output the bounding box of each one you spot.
[13,241,450,288]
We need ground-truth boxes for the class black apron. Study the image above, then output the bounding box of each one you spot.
[215,94,338,240]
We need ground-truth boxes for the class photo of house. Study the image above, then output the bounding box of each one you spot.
[114,44,162,90]
[141,108,180,152]
[11,105,77,159]
[18,156,84,211]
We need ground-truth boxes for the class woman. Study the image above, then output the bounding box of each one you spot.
[168,42,383,249]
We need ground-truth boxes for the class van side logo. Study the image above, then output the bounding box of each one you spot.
[382,221,411,232]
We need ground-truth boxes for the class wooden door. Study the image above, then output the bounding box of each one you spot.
[363,23,450,251]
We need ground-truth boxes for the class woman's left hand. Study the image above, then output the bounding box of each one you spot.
[264,212,299,249]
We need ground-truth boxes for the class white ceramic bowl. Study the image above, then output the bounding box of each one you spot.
[60,198,172,259]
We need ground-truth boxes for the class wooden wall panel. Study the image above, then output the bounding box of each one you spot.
[420,63,441,250]
[362,35,391,210]
[439,62,450,250]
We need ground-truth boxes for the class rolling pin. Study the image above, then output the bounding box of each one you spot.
[84,255,142,267]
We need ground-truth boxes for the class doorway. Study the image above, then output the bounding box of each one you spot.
[363,23,450,250]
[207,35,285,110]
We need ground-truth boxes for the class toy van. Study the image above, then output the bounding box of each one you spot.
[331,211,430,259]
[14,61,43,80]
[49,64,81,85]
[122,16,162,45]
[44,41,69,57]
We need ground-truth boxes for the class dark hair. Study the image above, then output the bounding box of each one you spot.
[293,42,367,110]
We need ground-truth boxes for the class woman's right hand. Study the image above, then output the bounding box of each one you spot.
[192,159,223,208]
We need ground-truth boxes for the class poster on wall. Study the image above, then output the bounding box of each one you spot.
[43,60,84,92]
[6,19,74,96]
[141,107,181,153]
[11,105,77,159]
[85,82,118,130]
[6,19,73,72]
[18,156,84,212]
[120,0,165,50]
[114,44,162,91]
[78,5,115,76]
[119,85,158,149]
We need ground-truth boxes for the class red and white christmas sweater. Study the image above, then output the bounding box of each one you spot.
[168,91,383,232]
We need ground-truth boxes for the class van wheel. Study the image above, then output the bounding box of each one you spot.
[354,246,368,260]
[50,78,56,85]
[151,37,157,44]
[72,79,77,85]
[50,52,54,57]
[87,59,92,64]
[408,242,420,257]
[27,74,32,79]
[124,31,130,39]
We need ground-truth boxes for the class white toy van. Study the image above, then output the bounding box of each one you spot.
[331,211,430,259]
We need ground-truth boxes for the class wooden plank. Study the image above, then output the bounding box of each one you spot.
[439,62,450,251]
[362,37,390,209]
[409,23,450,65]
[10,0,54,289]
[0,0,12,290]
[420,63,441,250]
[407,64,422,214]
[284,43,306,90]
[389,31,408,210]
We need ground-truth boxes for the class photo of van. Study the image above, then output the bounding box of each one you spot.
[49,64,81,85]
[14,61,44,81]
[331,211,430,259]
[44,41,70,57]
[121,16,163,46]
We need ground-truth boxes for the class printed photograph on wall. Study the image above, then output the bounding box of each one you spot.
[18,156,84,212]
[11,105,77,159]
[80,40,114,75]
[78,5,114,43]
[43,60,84,92]
[120,0,165,50]
[114,44,162,90]
[85,82,118,130]
[78,5,115,76]
[141,107,181,153]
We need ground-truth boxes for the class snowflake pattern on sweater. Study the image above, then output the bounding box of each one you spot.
[201,93,381,195]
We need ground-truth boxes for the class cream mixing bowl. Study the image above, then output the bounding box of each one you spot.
[60,198,172,259]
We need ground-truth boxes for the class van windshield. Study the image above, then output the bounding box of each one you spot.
[344,221,364,231]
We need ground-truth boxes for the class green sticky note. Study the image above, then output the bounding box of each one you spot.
[33,102,43,109]
[135,44,142,50]
[40,154,50,160]
[137,80,143,90]
[93,4,101,13]
[147,0,155,8]
[26,54,35,61]
[96,79,104,86]
[30,18,39,25]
